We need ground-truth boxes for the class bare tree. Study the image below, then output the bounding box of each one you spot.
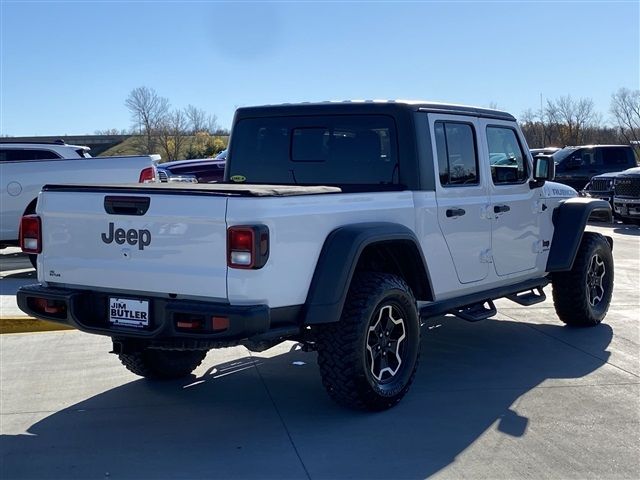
[545,95,598,145]
[185,105,209,134]
[158,109,189,161]
[520,108,544,147]
[125,86,170,154]
[611,87,640,144]
[205,114,219,134]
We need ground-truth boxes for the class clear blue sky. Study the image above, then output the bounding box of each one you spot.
[1,0,638,136]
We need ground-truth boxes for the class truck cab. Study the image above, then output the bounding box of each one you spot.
[552,145,637,191]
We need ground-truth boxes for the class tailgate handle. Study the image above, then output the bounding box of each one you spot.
[104,196,150,216]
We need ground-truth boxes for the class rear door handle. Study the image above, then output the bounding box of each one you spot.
[446,208,466,218]
[493,205,511,214]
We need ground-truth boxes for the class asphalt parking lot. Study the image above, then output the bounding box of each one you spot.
[0,223,638,479]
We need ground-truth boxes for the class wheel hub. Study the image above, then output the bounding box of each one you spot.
[586,254,606,307]
[366,305,406,382]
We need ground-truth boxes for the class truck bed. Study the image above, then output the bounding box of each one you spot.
[42,183,342,197]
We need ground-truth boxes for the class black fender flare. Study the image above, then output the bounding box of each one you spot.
[302,222,432,325]
[546,198,613,272]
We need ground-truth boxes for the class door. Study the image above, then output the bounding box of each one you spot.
[430,114,491,284]
[481,120,541,276]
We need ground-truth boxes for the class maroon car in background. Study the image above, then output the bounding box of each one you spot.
[156,150,227,183]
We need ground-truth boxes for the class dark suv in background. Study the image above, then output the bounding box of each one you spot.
[552,145,637,191]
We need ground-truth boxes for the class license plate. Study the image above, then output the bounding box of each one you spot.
[109,297,149,328]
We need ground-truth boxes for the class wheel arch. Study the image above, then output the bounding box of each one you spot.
[303,222,433,325]
[546,198,613,272]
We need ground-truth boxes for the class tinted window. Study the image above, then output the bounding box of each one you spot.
[579,149,599,167]
[291,128,330,162]
[434,122,478,186]
[229,115,397,185]
[602,147,630,166]
[552,147,578,164]
[0,149,60,161]
[487,127,528,184]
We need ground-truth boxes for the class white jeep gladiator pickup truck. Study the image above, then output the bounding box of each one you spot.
[0,140,157,265]
[17,102,614,410]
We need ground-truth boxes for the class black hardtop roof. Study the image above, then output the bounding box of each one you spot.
[234,100,516,122]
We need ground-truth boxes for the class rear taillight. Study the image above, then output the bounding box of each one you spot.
[227,225,269,269]
[20,215,42,254]
[139,166,157,183]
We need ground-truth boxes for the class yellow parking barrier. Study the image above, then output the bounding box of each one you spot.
[0,317,74,334]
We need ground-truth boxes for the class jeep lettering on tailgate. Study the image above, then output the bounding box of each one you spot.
[101,222,151,250]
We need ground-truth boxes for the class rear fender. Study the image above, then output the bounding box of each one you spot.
[303,222,432,325]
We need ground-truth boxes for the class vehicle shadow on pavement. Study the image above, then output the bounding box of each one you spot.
[588,221,640,236]
[0,318,613,479]
[613,225,640,236]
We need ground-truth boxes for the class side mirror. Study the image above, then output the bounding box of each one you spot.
[533,155,555,181]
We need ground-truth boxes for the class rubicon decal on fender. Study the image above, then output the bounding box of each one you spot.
[101,222,151,250]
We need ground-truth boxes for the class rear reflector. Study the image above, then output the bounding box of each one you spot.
[176,320,202,330]
[174,313,229,333]
[211,316,229,331]
[227,225,269,269]
[19,215,42,254]
[29,297,67,317]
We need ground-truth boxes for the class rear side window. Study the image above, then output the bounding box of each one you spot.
[0,149,61,161]
[228,115,397,186]
[602,147,630,166]
[575,148,602,168]
[487,127,529,184]
[434,121,479,186]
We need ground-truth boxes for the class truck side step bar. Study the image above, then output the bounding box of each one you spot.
[419,277,550,321]
[506,287,546,306]
[452,300,497,322]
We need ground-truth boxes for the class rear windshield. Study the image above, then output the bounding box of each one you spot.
[227,115,399,186]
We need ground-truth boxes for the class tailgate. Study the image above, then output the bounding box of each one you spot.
[38,189,228,300]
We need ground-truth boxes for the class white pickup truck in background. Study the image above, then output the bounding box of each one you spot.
[0,141,158,261]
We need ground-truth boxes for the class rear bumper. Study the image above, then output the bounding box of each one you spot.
[17,284,273,346]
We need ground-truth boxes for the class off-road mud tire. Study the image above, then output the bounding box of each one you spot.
[119,348,207,379]
[316,272,420,411]
[552,232,613,326]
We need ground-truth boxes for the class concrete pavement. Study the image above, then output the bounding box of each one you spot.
[0,248,35,319]
[0,224,638,479]
[0,248,71,333]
